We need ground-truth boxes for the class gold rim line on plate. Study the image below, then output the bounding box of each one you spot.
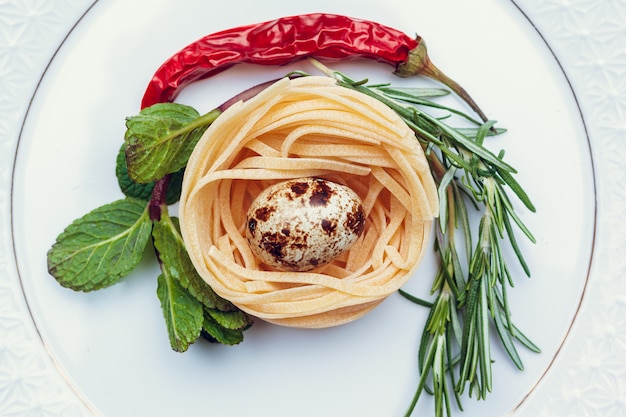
[507,1,597,413]
[8,1,105,416]
[8,1,597,416]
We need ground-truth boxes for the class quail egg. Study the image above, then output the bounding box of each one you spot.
[246,177,365,272]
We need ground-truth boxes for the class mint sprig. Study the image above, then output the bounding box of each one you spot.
[47,100,252,351]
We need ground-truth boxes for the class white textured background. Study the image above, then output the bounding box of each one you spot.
[0,0,624,416]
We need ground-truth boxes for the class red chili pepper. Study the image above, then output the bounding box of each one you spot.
[141,13,489,122]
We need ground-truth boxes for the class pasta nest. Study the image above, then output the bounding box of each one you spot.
[179,76,438,328]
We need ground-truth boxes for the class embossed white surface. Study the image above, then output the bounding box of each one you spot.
[514,1,626,416]
[1,2,97,416]
[0,0,623,416]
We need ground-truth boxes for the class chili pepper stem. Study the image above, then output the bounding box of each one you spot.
[395,41,491,125]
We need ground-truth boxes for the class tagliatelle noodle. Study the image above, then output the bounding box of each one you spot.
[179,76,438,328]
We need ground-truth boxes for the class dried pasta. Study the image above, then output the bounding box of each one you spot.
[179,76,438,328]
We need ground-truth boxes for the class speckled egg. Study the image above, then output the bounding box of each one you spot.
[245,177,365,272]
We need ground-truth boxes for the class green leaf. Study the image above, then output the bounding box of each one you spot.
[157,271,204,352]
[375,86,451,99]
[202,312,245,346]
[455,127,507,138]
[437,167,457,234]
[496,167,536,213]
[492,305,524,370]
[398,289,434,308]
[206,309,252,330]
[152,211,235,312]
[47,198,152,291]
[124,103,220,183]
[115,142,184,204]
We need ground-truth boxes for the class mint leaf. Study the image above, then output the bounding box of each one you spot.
[202,312,245,346]
[152,212,236,312]
[124,103,220,183]
[206,309,252,331]
[157,271,204,352]
[47,198,152,291]
[115,143,184,204]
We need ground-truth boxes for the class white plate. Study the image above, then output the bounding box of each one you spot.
[3,0,615,416]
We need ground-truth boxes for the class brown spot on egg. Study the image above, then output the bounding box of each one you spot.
[290,181,309,195]
[309,179,334,207]
[255,206,274,222]
[346,206,365,236]
[321,218,336,235]
[260,232,286,260]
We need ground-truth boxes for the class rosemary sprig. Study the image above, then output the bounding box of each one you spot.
[311,60,539,416]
